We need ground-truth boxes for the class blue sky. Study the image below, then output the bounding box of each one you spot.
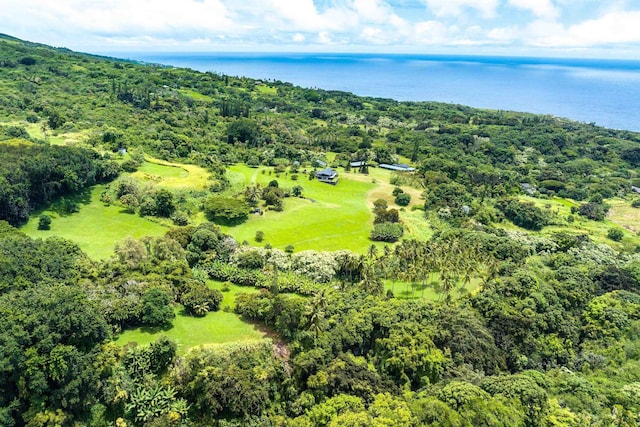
[2,0,640,58]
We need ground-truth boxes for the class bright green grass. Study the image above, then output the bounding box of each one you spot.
[131,156,211,190]
[115,306,268,354]
[254,84,278,95]
[401,209,433,241]
[135,161,187,179]
[223,165,379,253]
[178,89,214,102]
[21,185,168,260]
[208,280,260,310]
[115,281,265,353]
[385,276,483,301]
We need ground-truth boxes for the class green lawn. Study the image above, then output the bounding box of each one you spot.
[222,165,379,253]
[20,185,168,260]
[385,276,483,301]
[115,306,268,354]
[115,281,265,353]
[131,156,211,190]
[19,160,428,259]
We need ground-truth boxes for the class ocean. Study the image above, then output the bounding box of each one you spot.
[123,52,640,132]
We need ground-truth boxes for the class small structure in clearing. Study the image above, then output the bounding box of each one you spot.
[378,163,416,172]
[315,167,339,185]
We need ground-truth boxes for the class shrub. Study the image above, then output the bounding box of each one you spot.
[38,214,51,230]
[395,193,411,206]
[171,212,189,226]
[577,202,608,221]
[392,187,404,196]
[607,228,624,242]
[235,249,266,269]
[632,199,640,208]
[370,222,404,242]
[181,284,223,316]
[255,230,265,242]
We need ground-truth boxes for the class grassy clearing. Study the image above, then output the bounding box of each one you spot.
[19,157,429,258]
[208,280,260,310]
[21,185,168,260]
[222,164,429,253]
[254,84,278,96]
[385,276,483,301]
[115,306,268,354]
[178,89,214,102]
[131,156,211,190]
[116,281,265,353]
[223,165,377,253]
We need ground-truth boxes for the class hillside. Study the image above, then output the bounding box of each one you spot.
[1,35,640,426]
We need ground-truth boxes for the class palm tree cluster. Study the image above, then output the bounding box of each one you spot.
[347,237,497,301]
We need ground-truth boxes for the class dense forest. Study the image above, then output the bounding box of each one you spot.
[1,34,640,426]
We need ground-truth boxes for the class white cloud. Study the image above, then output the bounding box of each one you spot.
[422,0,499,18]
[413,20,453,44]
[2,0,235,36]
[2,0,640,56]
[527,11,640,47]
[508,0,558,19]
[564,10,640,45]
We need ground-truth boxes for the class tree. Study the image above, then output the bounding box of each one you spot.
[292,185,304,197]
[47,110,65,129]
[204,196,249,225]
[141,288,174,327]
[0,284,109,426]
[153,188,175,218]
[496,199,549,231]
[119,193,139,213]
[243,184,262,207]
[227,118,258,145]
[262,186,285,209]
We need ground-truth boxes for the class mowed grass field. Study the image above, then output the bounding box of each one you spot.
[21,185,169,260]
[223,164,381,253]
[385,276,483,301]
[115,282,266,354]
[131,156,211,190]
[20,158,431,259]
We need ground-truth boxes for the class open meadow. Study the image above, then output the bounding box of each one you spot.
[115,282,265,353]
[20,158,431,258]
[21,184,169,260]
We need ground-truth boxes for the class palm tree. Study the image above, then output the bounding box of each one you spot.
[243,184,262,207]
[305,289,329,341]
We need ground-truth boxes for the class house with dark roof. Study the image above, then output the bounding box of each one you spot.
[315,167,339,185]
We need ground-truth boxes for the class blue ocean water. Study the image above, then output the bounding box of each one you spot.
[126,52,640,131]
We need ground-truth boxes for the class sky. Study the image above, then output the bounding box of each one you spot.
[2,0,640,58]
